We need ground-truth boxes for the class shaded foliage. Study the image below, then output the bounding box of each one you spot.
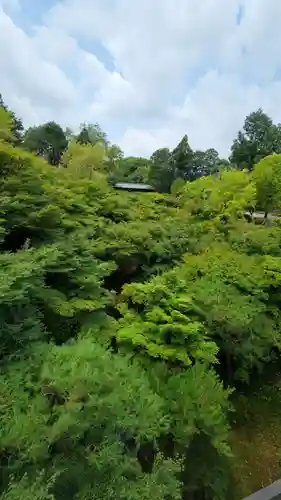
[149,138,227,192]
[230,109,281,170]
[0,93,24,146]
[109,156,151,184]
[23,122,68,165]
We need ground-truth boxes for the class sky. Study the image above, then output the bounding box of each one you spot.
[1,0,281,158]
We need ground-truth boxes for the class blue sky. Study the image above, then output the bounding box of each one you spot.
[10,0,58,31]
[1,0,281,157]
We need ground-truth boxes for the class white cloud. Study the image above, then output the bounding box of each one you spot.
[121,73,281,158]
[119,126,177,158]
[1,0,281,156]
[0,7,78,125]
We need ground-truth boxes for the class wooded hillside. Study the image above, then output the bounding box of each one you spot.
[1,97,281,499]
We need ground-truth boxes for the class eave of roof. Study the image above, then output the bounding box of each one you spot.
[114,182,155,191]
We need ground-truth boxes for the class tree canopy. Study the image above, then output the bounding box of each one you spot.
[2,100,281,499]
[0,94,24,145]
[23,121,68,165]
[230,109,281,170]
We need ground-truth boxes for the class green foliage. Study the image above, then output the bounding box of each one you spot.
[1,472,57,500]
[0,141,115,354]
[169,135,193,180]
[62,140,109,181]
[253,154,281,214]
[149,147,172,192]
[181,169,256,222]
[0,107,14,142]
[230,109,281,170]
[23,122,67,165]
[110,156,151,184]
[118,277,218,366]
[149,141,230,193]
[117,240,281,382]
[1,340,181,500]
[0,94,24,145]
[76,122,108,147]
[192,148,222,178]
[3,101,281,500]
[170,178,186,195]
[181,246,281,381]
[165,365,233,499]
[139,362,233,499]
[72,124,123,178]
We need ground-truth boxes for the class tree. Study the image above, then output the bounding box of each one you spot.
[149,148,173,192]
[0,139,115,354]
[117,234,281,385]
[192,148,221,179]
[152,363,233,499]
[4,100,281,499]
[109,156,151,184]
[23,122,67,165]
[0,93,24,145]
[116,273,233,497]
[179,245,279,382]
[75,124,123,176]
[76,123,108,147]
[117,275,218,366]
[0,107,13,142]
[64,126,74,142]
[182,169,256,222]
[253,154,281,216]
[169,135,193,181]
[230,109,281,170]
[149,142,225,192]
[62,140,109,181]
[150,148,170,167]
[107,143,124,163]
[170,178,186,195]
[0,338,181,500]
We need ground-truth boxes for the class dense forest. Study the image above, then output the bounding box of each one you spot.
[2,93,281,499]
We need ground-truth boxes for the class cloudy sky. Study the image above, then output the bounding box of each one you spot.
[1,0,281,157]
